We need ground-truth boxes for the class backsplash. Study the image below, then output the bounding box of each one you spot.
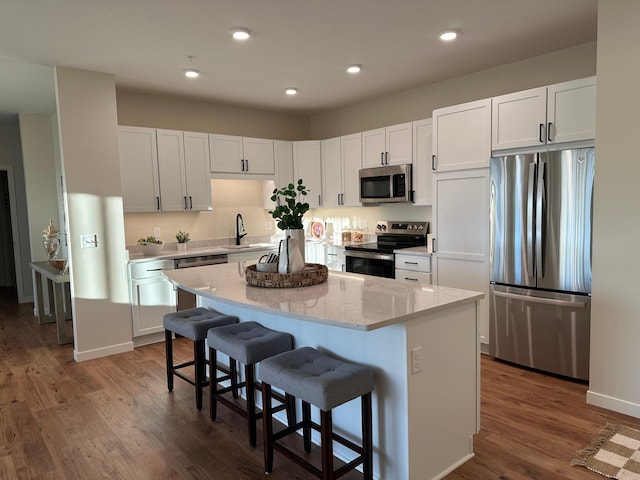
[124,178,431,246]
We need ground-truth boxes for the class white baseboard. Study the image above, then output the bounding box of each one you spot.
[133,331,165,348]
[74,341,134,362]
[587,390,640,419]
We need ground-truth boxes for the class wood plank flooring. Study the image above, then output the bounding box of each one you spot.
[1,286,639,479]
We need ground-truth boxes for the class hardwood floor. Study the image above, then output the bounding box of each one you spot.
[1,286,638,479]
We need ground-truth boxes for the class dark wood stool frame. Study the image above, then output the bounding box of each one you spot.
[165,331,235,411]
[262,383,373,480]
[209,346,295,447]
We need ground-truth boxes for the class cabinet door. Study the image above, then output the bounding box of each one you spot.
[274,140,294,188]
[118,126,161,212]
[130,276,176,337]
[547,76,596,144]
[321,137,342,208]
[385,122,413,165]
[243,137,275,175]
[293,141,322,208]
[156,129,188,212]
[433,99,492,172]
[361,128,386,168]
[432,169,490,345]
[341,132,362,207]
[412,118,433,205]
[183,131,212,211]
[491,87,547,151]
[209,134,244,174]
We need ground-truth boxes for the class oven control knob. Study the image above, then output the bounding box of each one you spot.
[407,225,414,230]
[418,225,424,230]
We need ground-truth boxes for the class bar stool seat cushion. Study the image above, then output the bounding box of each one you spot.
[207,321,293,365]
[163,307,238,340]
[260,347,374,411]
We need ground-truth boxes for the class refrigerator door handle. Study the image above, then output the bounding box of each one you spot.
[536,159,545,278]
[493,290,587,309]
[527,163,536,276]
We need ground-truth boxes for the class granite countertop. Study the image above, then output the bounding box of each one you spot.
[127,243,278,263]
[162,262,483,331]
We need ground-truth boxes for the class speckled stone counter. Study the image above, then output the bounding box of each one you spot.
[163,262,483,480]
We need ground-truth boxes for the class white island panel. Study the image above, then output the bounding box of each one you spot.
[163,263,482,480]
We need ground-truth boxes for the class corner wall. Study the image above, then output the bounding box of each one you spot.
[587,0,640,417]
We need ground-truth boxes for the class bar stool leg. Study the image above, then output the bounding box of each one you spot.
[362,392,373,480]
[262,383,274,473]
[320,409,333,480]
[302,401,312,452]
[286,393,296,428]
[245,364,257,447]
[209,347,218,420]
[194,340,206,410]
[230,359,239,398]
[165,330,173,391]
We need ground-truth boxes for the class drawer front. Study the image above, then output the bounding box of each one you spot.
[394,254,431,272]
[395,269,432,284]
[325,245,345,264]
[129,259,175,279]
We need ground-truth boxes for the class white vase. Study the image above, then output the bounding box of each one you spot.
[278,235,304,274]
[177,243,187,252]
[285,228,305,264]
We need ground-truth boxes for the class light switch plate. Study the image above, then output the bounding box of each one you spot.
[81,234,98,248]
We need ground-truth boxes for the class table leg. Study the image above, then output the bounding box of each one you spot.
[53,283,73,345]
[34,271,54,325]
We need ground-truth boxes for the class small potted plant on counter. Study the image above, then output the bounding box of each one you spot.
[176,230,190,252]
[269,178,310,263]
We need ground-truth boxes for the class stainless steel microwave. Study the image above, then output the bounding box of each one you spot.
[359,164,412,204]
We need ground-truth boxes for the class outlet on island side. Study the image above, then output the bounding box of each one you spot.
[411,346,423,374]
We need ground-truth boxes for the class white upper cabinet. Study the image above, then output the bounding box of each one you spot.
[119,126,161,213]
[273,140,294,188]
[209,134,275,177]
[412,118,433,205]
[322,133,362,208]
[156,129,212,212]
[432,99,492,172]
[492,76,596,151]
[321,137,342,208]
[340,132,362,207]
[362,122,412,168]
[293,140,322,208]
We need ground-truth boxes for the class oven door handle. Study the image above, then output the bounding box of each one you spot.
[345,250,394,262]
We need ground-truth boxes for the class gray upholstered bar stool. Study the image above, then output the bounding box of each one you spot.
[260,347,374,480]
[163,307,239,410]
[207,321,294,447]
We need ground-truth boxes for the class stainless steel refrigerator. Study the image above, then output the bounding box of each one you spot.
[489,148,594,381]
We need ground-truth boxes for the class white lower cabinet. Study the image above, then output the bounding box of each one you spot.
[395,253,431,284]
[128,259,176,340]
[324,245,345,272]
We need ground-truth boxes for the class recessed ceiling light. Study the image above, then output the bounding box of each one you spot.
[440,31,457,41]
[232,28,251,40]
[184,69,199,78]
[285,88,298,96]
[346,65,361,74]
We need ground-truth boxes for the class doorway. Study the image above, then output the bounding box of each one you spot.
[0,170,16,294]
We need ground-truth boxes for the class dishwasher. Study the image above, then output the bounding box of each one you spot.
[174,253,228,309]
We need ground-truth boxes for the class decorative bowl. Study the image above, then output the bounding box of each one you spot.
[256,262,278,273]
[138,241,165,256]
[48,258,67,272]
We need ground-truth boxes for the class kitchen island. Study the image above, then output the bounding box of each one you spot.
[163,263,483,480]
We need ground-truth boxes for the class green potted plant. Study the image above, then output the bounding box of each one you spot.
[175,230,190,252]
[269,179,310,262]
[137,235,164,256]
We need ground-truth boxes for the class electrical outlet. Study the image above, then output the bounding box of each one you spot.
[411,346,423,374]
[153,227,161,237]
[264,221,273,231]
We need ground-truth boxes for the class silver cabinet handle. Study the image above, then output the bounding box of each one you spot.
[385,151,389,165]
[431,154,437,171]
[245,158,249,172]
[380,152,384,165]
[184,196,188,209]
[403,261,418,265]
[432,237,437,253]
[539,123,545,143]
[404,277,419,282]
[240,159,245,171]
[156,196,161,210]
[547,122,553,143]
[189,196,193,209]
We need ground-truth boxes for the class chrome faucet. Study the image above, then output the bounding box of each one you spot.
[236,213,247,245]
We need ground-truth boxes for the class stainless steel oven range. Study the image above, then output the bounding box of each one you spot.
[345,221,428,278]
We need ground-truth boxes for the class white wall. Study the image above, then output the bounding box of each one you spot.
[19,113,59,262]
[54,67,132,361]
[587,0,640,417]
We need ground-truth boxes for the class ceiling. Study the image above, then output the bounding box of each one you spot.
[0,0,598,116]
